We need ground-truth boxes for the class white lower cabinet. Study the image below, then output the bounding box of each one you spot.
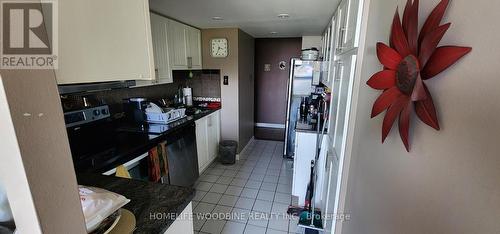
[292,131,328,207]
[195,117,209,173]
[195,111,220,174]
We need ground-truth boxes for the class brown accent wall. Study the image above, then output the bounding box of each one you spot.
[254,38,302,140]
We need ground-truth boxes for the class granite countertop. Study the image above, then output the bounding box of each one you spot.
[73,108,221,174]
[295,117,319,133]
[77,173,195,234]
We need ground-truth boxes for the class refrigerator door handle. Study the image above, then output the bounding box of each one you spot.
[284,58,296,157]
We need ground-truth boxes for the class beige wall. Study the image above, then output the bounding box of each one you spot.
[202,28,255,151]
[0,71,86,234]
[340,0,500,233]
[238,29,255,151]
[202,28,240,143]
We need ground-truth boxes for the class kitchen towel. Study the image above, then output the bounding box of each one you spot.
[148,147,161,182]
[158,141,169,177]
[115,165,131,179]
[148,141,169,182]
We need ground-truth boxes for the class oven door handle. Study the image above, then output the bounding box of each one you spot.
[102,152,149,175]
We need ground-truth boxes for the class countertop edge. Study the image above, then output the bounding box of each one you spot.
[77,174,196,234]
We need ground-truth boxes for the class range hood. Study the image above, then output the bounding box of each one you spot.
[58,80,136,95]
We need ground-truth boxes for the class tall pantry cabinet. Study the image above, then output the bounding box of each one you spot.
[320,0,364,233]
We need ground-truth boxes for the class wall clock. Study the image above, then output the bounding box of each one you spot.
[210,38,228,58]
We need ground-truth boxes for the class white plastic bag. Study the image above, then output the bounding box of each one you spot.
[79,186,130,233]
[0,181,13,223]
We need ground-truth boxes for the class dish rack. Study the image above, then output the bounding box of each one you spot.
[145,106,186,124]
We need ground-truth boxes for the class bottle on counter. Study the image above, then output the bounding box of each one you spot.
[300,97,307,120]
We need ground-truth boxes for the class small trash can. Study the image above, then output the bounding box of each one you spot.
[219,140,238,164]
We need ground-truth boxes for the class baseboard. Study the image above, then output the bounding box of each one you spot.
[238,137,255,159]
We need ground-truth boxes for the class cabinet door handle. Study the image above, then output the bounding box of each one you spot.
[187,57,193,68]
[154,68,159,82]
[337,27,347,53]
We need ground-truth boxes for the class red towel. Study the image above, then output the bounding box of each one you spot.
[148,141,169,182]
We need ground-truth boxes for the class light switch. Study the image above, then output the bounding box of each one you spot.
[223,76,229,85]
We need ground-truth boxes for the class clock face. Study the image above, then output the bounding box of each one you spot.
[211,38,228,58]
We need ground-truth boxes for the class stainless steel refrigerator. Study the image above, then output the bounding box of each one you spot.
[284,59,322,158]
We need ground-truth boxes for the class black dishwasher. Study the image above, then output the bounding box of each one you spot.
[164,123,199,187]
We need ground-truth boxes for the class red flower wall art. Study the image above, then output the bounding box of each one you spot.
[367,0,471,151]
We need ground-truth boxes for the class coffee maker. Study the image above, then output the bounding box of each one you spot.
[123,97,148,124]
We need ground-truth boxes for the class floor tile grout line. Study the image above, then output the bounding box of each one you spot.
[195,141,287,234]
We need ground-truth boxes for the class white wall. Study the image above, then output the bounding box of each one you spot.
[339,0,500,233]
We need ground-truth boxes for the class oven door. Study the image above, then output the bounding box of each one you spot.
[102,153,151,181]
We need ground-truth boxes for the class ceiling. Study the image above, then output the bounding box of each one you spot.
[149,0,340,38]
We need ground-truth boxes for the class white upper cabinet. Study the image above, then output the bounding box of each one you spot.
[168,20,189,69]
[336,0,362,54]
[322,27,331,86]
[168,20,202,70]
[150,13,173,84]
[335,0,348,55]
[57,0,154,84]
[321,16,337,88]
[344,0,362,49]
[326,18,337,88]
[186,28,202,69]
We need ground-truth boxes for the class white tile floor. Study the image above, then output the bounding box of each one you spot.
[193,140,300,234]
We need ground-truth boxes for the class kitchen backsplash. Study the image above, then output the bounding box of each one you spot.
[61,69,221,115]
[173,70,221,98]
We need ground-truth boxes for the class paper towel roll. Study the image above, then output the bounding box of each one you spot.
[182,88,192,96]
